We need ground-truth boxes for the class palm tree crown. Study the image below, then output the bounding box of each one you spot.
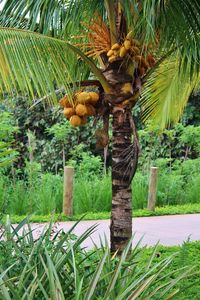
[0,0,198,126]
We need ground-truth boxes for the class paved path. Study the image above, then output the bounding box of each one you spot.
[22,214,200,249]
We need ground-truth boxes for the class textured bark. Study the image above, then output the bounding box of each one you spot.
[111,109,135,253]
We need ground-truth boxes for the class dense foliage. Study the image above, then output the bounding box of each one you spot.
[0,92,199,174]
[0,110,18,168]
[0,93,199,217]
[0,153,199,216]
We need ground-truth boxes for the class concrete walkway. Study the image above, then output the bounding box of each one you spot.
[25,214,200,249]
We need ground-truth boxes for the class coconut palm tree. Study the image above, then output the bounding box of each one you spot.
[0,0,199,252]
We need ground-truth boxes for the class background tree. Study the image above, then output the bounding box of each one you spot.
[0,0,199,252]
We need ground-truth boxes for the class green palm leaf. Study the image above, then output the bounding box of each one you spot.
[0,0,105,37]
[0,27,111,103]
[141,55,199,128]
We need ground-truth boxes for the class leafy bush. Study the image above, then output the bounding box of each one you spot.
[139,123,200,167]
[0,217,197,299]
[0,111,18,168]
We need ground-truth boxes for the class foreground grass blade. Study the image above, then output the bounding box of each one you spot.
[84,247,109,300]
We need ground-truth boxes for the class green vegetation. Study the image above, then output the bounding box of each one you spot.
[0,155,200,217]
[0,217,199,299]
[0,93,199,219]
[0,111,18,168]
[4,203,200,224]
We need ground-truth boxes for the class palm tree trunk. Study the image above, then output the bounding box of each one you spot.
[111,108,134,253]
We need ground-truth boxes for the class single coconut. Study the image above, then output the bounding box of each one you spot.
[119,46,127,57]
[75,104,87,116]
[69,115,81,127]
[89,92,99,103]
[63,107,75,119]
[76,91,91,104]
[111,43,120,50]
[124,40,131,50]
[107,49,114,57]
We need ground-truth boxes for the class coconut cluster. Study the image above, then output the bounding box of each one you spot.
[107,32,156,76]
[59,91,99,127]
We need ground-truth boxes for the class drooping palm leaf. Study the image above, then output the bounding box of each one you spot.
[141,55,200,128]
[0,27,111,103]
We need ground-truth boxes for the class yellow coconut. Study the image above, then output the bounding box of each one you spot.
[119,46,127,58]
[124,40,131,50]
[86,104,96,116]
[59,95,72,108]
[121,82,132,94]
[80,116,87,125]
[88,92,99,103]
[76,91,91,104]
[63,107,75,119]
[75,104,88,116]
[108,55,117,63]
[111,43,120,50]
[69,115,81,127]
[107,49,114,57]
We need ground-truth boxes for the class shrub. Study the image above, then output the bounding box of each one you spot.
[0,217,196,299]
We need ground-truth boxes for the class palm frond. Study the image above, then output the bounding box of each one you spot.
[140,55,200,129]
[0,0,105,38]
[121,0,200,75]
[0,27,111,104]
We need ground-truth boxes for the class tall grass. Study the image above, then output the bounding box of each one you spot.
[0,158,200,216]
[73,175,111,214]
